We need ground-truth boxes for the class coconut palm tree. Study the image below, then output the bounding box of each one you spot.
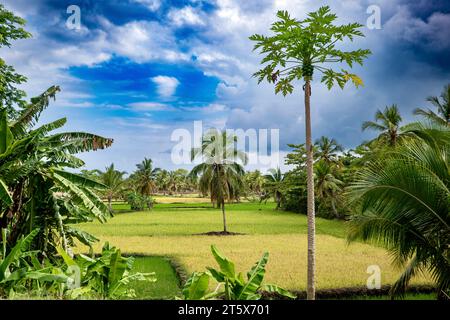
[314,161,343,219]
[251,6,371,299]
[189,129,247,234]
[133,158,160,196]
[362,104,403,147]
[314,136,343,164]
[155,169,169,195]
[264,168,285,210]
[98,164,126,212]
[348,125,450,299]
[414,84,450,126]
[243,170,265,199]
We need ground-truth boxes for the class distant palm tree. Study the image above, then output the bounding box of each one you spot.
[155,169,169,195]
[98,164,127,212]
[314,136,343,164]
[362,104,403,147]
[348,126,450,298]
[314,161,343,219]
[244,170,265,198]
[264,168,284,210]
[189,129,247,233]
[134,158,160,196]
[414,84,450,126]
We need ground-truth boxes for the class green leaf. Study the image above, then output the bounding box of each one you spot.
[0,178,12,207]
[183,272,211,300]
[0,108,13,154]
[210,245,236,279]
[206,267,226,283]
[56,246,77,267]
[263,284,296,299]
[25,271,68,283]
[237,252,269,299]
[0,229,39,282]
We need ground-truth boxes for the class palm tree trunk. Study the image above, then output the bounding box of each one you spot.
[221,200,227,233]
[276,192,281,210]
[331,200,339,219]
[304,79,316,300]
[107,195,113,213]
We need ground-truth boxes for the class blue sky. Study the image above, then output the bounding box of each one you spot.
[1,0,450,172]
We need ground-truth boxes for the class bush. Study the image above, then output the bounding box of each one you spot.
[126,192,153,211]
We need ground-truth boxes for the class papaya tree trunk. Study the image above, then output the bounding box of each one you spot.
[304,79,316,300]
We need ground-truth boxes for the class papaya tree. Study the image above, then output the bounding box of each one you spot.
[250,6,371,299]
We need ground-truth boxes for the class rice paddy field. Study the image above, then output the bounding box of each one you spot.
[77,197,433,299]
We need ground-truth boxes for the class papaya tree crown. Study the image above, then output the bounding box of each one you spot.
[249,6,372,95]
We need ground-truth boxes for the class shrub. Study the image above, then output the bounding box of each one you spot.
[125,192,153,211]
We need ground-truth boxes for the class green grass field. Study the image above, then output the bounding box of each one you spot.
[130,256,180,299]
[76,199,433,299]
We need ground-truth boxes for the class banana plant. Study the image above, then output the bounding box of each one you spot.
[0,86,113,255]
[57,242,156,299]
[0,229,68,297]
[181,245,295,300]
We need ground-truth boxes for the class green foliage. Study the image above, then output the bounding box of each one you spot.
[0,4,31,116]
[189,129,247,232]
[264,168,284,210]
[60,242,156,299]
[181,245,295,300]
[362,104,405,147]
[0,229,154,299]
[96,163,127,212]
[348,124,450,298]
[414,83,450,126]
[250,6,371,94]
[0,86,113,255]
[130,158,161,197]
[126,192,153,211]
[0,229,69,298]
[280,170,308,215]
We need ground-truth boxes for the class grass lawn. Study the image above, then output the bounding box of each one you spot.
[76,201,433,297]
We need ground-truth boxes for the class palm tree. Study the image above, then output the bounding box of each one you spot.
[362,104,403,147]
[189,129,247,234]
[348,125,450,299]
[98,164,126,212]
[251,7,371,299]
[314,161,343,219]
[243,170,265,199]
[414,84,450,126]
[314,136,343,164]
[155,169,169,195]
[133,158,160,196]
[264,168,284,210]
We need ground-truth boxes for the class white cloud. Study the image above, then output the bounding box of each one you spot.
[128,102,174,111]
[131,0,161,11]
[151,76,180,98]
[182,103,228,113]
[168,6,205,27]
[101,19,189,63]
